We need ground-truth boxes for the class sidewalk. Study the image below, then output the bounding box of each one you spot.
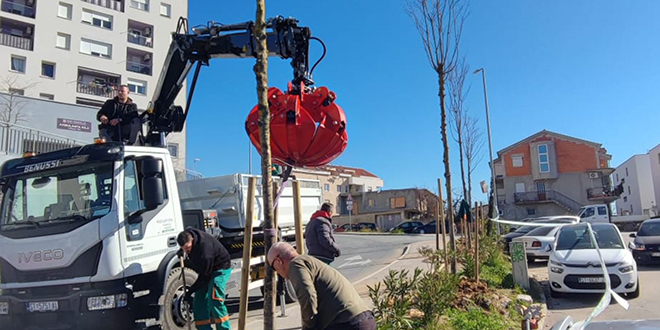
[229,239,438,330]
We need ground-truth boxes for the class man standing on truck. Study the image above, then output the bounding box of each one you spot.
[267,242,376,330]
[96,85,142,145]
[305,202,341,264]
[177,228,232,330]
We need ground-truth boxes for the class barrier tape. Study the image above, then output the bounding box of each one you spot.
[488,217,630,329]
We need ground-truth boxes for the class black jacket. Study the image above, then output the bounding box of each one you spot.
[304,214,341,263]
[96,97,139,129]
[185,227,232,293]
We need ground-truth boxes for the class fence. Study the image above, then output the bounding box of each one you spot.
[0,122,88,155]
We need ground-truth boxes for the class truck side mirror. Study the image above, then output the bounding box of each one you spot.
[141,157,164,210]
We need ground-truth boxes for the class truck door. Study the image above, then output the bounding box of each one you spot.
[580,206,596,223]
[597,205,609,223]
[118,157,179,277]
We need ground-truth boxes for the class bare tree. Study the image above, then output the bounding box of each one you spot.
[0,75,36,125]
[463,115,484,207]
[407,0,467,273]
[449,58,470,204]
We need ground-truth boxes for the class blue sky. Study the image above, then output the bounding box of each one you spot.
[184,1,660,202]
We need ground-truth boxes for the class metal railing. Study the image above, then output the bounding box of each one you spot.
[587,187,618,200]
[0,32,32,50]
[175,168,203,182]
[129,0,148,11]
[514,190,583,213]
[1,1,36,18]
[127,33,153,47]
[0,122,89,155]
[81,0,124,12]
[76,81,118,98]
[126,61,151,75]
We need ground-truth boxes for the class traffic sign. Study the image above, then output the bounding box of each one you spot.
[347,194,354,202]
[346,200,353,205]
[347,204,353,211]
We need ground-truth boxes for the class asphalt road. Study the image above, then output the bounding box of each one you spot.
[525,232,660,328]
[225,233,433,324]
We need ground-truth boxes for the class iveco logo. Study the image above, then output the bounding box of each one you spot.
[18,249,64,263]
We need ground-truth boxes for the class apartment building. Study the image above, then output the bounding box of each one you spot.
[613,144,660,217]
[493,130,618,220]
[292,165,384,214]
[0,0,188,171]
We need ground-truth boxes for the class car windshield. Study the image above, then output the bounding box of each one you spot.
[638,222,660,236]
[556,224,624,250]
[525,226,555,237]
[0,162,114,231]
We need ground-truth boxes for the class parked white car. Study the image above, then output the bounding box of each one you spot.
[511,225,561,262]
[547,223,639,298]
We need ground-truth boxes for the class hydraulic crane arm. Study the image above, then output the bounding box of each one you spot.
[143,16,314,146]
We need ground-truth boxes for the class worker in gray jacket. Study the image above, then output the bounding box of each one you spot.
[305,202,341,264]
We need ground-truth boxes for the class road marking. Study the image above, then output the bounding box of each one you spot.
[353,242,417,286]
[337,255,372,269]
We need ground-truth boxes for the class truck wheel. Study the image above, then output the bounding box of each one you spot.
[161,267,198,330]
[623,223,635,232]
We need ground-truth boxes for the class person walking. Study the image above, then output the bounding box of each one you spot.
[305,202,341,264]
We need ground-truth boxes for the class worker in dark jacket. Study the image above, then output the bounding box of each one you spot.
[96,85,142,145]
[268,242,376,330]
[305,202,341,264]
[177,228,232,330]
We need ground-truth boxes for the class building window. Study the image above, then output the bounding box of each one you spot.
[623,196,628,202]
[130,0,149,11]
[616,173,619,183]
[167,143,178,158]
[538,144,549,173]
[626,167,629,176]
[41,61,55,78]
[512,155,523,168]
[160,3,171,17]
[323,184,329,192]
[82,9,113,30]
[127,78,147,95]
[39,93,54,100]
[368,198,374,207]
[58,2,72,19]
[345,186,349,193]
[628,186,631,195]
[56,33,70,50]
[8,88,24,96]
[337,185,341,192]
[10,55,26,73]
[526,208,536,215]
[80,38,112,59]
[368,186,373,192]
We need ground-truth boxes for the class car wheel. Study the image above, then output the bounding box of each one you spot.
[627,278,640,299]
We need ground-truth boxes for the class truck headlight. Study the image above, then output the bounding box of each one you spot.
[87,294,127,311]
[618,265,634,273]
[0,302,8,315]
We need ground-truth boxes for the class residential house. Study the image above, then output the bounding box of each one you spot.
[493,130,618,220]
[292,165,384,214]
[613,145,659,217]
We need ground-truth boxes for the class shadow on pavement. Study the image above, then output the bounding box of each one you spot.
[226,296,264,314]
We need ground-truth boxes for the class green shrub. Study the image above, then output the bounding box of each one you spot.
[446,307,509,330]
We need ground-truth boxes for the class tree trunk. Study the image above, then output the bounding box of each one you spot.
[439,70,457,274]
[253,1,275,328]
[458,119,468,205]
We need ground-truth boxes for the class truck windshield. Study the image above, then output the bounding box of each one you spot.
[0,162,114,231]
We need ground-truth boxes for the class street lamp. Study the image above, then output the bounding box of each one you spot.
[193,158,201,172]
[473,68,499,226]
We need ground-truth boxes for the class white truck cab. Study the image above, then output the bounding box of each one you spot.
[578,204,650,231]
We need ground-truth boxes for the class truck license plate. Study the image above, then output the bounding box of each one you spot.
[578,277,604,283]
[652,252,660,257]
[26,301,58,313]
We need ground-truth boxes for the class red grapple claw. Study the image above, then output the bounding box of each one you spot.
[245,86,348,168]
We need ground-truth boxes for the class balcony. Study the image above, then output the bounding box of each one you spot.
[77,67,120,98]
[587,187,620,204]
[1,0,36,18]
[0,18,33,50]
[81,0,124,13]
[127,20,153,48]
[126,48,152,75]
[514,190,583,213]
[128,0,148,11]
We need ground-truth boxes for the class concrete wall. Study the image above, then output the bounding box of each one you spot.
[650,144,660,214]
[614,154,657,216]
[500,202,570,221]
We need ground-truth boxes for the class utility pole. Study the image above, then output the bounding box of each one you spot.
[254,0,276,328]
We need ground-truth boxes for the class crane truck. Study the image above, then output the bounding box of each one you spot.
[0,16,328,330]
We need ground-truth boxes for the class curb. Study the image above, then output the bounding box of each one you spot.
[528,277,548,330]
